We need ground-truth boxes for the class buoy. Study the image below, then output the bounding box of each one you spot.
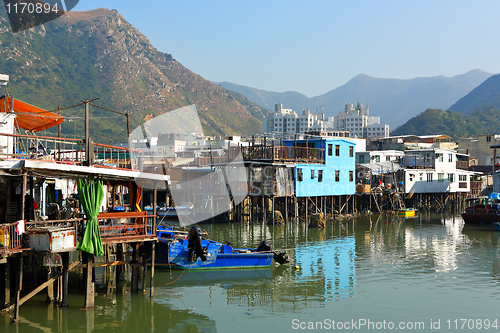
[295,265,301,271]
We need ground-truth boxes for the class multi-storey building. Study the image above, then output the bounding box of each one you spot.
[262,103,336,135]
[333,103,389,138]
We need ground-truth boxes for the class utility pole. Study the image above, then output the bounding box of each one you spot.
[82,98,99,166]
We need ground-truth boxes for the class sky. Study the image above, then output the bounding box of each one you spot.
[70,0,500,97]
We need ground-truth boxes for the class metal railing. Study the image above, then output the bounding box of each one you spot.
[0,133,138,170]
[241,145,325,163]
[0,221,22,255]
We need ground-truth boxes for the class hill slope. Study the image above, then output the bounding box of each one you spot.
[448,74,500,114]
[217,69,492,129]
[391,106,500,138]
[0,8,267,143]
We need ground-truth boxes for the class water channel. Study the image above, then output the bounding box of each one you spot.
[3,213,500,332]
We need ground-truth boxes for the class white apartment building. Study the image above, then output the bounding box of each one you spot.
[333,103,389,138]
[262,103,336,135]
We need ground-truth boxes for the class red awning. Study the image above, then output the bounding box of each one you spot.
[0,96,64,132]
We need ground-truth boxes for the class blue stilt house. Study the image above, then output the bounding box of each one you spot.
[283,138,356,197]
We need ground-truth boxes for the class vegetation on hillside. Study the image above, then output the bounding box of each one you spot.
[0,8,266,144]
[448,74,500,114]
[391,106,500,138]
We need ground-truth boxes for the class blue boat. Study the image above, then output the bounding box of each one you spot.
[155,225,288,269]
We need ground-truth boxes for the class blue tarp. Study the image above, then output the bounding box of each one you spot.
[488,193,500,200]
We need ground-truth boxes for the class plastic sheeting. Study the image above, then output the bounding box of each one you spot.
[0,96,64,132]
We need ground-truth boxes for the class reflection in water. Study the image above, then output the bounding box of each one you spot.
[4,213,500,332]
[295,237,356,301]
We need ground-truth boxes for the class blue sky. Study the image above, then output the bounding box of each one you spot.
[72,0,500,97]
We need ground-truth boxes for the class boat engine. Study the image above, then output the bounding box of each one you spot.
[273,252,290,265]
[187,225,208,262]
[256,241,290,265]
[256,241,272,252]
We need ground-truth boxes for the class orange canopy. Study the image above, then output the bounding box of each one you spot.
[0,96,64,132]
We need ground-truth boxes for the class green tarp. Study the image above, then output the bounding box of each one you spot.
[77,178,104,256]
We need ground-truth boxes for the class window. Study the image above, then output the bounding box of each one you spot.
[487,136,492,142]
[386,156,391,161]
[328,144,332,156]
[311,170,315,179]
[375,156,380,162]
[409,174,415,181]
[335,170,340,182]
[318,170,323,182]
[438,173,444,182]
[419,173,423,181]
[459,175,467,181]
[448,154,453,162]
[349,171,353,182]
[427,173,433,182]
[335,145,340,156]
[438,154,443,162]
[448,174,455,182]
[297,169,303,182]
[349,146,354,157]
[359,155,365,163]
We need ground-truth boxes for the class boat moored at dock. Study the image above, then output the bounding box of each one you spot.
[154,225,289,269]
[461,193,500,225]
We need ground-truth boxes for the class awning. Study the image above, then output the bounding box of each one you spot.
[0,96,64,132]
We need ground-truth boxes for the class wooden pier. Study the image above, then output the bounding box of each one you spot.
[0,131,164,323]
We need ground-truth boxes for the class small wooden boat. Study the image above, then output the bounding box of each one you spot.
[395,208,417,218]
[155,225,289,269]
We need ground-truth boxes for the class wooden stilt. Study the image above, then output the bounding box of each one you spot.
[131,244,139,293]
[249,196,253,223]
[45,265,54,303]
[12,254,23,323]
[2,257,10,308]
[294,196,298,220]
[150,242,155,298]
[272,196,275,225]
[116,243,123,286]
[83,253,94,308]
[262,196,266,223]
[305,197,308,223]
[53,266,59,304]
[285,196,288,224]
[141,252,147,293]
[60,252,69,307]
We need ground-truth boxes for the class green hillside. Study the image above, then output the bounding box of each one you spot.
[0,8,267,144]
[391,106,500,138]
[448,74,500,114]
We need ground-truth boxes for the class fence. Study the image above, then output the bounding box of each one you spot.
[241,145,325,163]
[0,133,138,170]
[0,221,22,255]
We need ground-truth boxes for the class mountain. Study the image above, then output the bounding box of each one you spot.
[217,69,492,129]
[448,74,500,114]
[391,106,500,138]
[0,8,267,144]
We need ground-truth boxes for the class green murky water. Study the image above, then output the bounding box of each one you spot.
[3,213,500,332]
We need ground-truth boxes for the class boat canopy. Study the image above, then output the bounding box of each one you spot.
[0,96,64,132]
